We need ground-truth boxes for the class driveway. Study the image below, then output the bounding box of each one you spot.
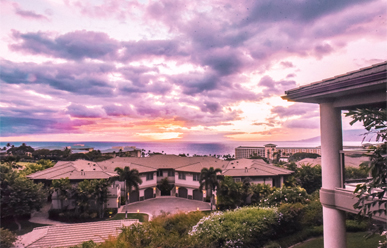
[121,197,211,219]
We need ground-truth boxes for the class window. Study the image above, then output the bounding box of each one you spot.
[234,178,241,183]
[157,170,163,177]
[193,173,200,181]
[178,172,186,180]
[146,173,154,181]
[168,170,174,177]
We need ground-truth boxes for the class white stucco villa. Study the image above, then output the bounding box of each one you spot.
[28,154,293,210]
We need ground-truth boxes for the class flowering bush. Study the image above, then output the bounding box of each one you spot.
[189,206,294,248]
[119,211,205,248]
[259,186,311,207]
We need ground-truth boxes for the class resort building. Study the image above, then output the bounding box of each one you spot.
[235,143,321,159]
[282,61,387,248]
[100,146,142,158]
[28,154,293,210]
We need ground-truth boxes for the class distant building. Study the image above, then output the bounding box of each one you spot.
[235,144,321,160]
[101,146,141,158]
[235,146,265,159]
[70,145,94,154]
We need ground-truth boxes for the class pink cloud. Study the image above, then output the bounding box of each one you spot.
[12,3,50,21]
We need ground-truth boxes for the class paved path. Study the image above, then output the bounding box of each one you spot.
[29,203,66,225]
[120,197,211,219]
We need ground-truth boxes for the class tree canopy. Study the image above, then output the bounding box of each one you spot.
[346,107,386,218]
[0,163,46,230]
[115,166,142,204]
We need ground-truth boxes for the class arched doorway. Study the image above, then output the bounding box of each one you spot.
[193,189,203,201]
[144,188,154,199]
[178,187,188,198]
[129,191,139,203]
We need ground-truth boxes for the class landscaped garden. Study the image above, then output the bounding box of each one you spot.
[69,182,378,248]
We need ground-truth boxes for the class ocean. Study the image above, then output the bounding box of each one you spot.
[0,140,362,156]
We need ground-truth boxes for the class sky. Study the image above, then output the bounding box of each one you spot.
[0,0,386,142]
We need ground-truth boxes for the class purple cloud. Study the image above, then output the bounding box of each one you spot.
[271,104,319,118]
[280,61,294,68]
[0,116,94,137]
[13,4,50,21]
[284,118,320,129]
[258,76,296,97]
[66,104,106,118]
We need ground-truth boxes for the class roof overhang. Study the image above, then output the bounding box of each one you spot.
[282,62,387,110]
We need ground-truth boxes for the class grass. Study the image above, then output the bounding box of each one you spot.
[293,232,383,248]
[109,213,149,222]
[1,218,49,236]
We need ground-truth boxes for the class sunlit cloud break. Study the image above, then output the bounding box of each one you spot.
[0,0,385,141]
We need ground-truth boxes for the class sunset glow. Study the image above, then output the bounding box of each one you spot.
[0,0,386,142]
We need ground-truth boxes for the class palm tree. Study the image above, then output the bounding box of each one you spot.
[51,177,72,210]
[199,167,223,210]
[114,166,142,204]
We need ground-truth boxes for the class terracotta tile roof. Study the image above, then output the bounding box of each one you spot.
[49,171,113,180]
[15,220,138,248]
[222,158,293,177]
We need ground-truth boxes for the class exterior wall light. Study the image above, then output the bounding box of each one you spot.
[137,209,140,213]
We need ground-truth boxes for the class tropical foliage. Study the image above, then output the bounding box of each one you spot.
[0,163,46,230]
[260,186,312,207]
[345,107,386,218]
[283,162,322,194]
[20,159,55,175]
[51,177,72,210]
[0,228,17,248]
[114,166,142,204]
[190,206,303,248]
[199,167,223,209]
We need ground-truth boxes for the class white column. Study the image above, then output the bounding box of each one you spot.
[320,102,346,248]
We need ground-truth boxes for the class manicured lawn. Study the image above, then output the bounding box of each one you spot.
[294,232,382,248]
[109,213,149,222]
[1,219,49,236]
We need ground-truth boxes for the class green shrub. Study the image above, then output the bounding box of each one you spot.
[345,167,368,179]
[277,203,306,234]
[346,220,368,232]
[265,226,323,248]
[260,187,311,207]
[189,206,301,248]
[300,200,323,227]
[119,211,205,248]
[0,228,17,248]
[49,209,101,222]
